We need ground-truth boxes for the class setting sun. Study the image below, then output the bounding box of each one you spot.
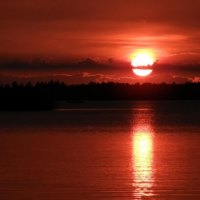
[131,53,155,67]
[132,69,153,77]
[130,50,156,77]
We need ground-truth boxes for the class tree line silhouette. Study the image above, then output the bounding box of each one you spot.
[0,81,200,110]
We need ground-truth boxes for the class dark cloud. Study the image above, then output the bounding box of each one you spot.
[1,59,200,73]
[0,59,131,72]
[0,59,199,84]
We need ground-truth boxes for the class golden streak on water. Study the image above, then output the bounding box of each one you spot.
[132,125,154,199]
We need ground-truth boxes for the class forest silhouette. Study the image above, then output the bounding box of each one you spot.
[0,81,200,110]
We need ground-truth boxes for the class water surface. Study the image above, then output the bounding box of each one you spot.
[0,101,200,199]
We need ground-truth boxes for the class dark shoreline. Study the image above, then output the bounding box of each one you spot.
[0,82,200,111]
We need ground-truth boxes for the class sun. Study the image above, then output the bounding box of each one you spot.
[130,50,156,77]
[131,53,155,67]
[132,69,153,77]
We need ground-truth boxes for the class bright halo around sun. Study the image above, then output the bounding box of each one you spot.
[130,50,156,77]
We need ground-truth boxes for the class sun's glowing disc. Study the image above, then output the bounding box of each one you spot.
[132,69,153,77]
[131,53,154,67]
[130,50,155,77]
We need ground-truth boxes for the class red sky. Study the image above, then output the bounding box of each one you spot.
[0,0,200,83]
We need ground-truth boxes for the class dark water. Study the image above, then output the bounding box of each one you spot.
[0,101,200,200]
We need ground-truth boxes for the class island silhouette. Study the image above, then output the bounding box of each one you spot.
[0,81,200,110]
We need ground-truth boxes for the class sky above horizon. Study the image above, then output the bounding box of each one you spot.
[1,0,200,83]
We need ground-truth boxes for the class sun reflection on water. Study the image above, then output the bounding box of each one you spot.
[132,120,154,199]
